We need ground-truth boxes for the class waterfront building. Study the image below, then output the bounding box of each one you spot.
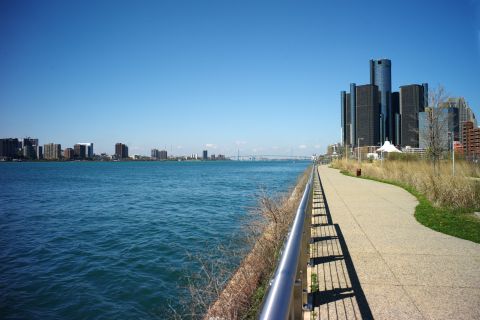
[217,154,226,160]
[151,149,160,159]
[399,84,427,147]
[370,59,392,143]
[211,154,216,160]
[442,97,476,139]
[44,143,62,160]
[349,83,357,146]
[36,145,43,160]
[159,150,167,160]
[115,143,128,159]
[392,92,400,145]
[355,84,380,147]
[76,143,94,158]
[74,144,87,159]
[22,137,39,148]
[340,91,352,146]
[0,138,20,159]
[462,121,480,159]
[203,150,208,160]
[64,148,74,160]
[23,145,36,159]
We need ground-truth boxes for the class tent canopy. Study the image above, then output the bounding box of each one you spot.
[376,140,402,153]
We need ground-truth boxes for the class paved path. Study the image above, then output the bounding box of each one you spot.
[313,165,480,320]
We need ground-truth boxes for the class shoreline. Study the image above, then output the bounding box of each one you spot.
[204,166,311,319]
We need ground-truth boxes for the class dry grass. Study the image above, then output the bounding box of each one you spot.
[182,167,311,319]
[332,159,480,209]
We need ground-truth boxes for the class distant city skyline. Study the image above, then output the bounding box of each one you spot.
[1,0,479,155]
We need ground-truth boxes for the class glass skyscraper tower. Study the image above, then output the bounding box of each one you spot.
[370,59,392,143]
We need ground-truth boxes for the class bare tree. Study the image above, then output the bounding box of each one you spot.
[419,85,450,172]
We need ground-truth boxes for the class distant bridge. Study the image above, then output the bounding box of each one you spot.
[227,154,312,161]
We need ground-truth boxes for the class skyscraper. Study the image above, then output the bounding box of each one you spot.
[392,92,400,145]
[151,149,160,159]
[349,83,356,146]
[77,143,94,158]
[115,143,129,159]
[340,91,352,146]
[370,59,392,143]
[74,144,87,159]
[0,138,20,159]
[44,143,61,160]
[399,84,427,147]
[159,150,168,160]
[64,148,74,160]
[203,150,208,160]
[355,84,380,146]
[442,97,476,139]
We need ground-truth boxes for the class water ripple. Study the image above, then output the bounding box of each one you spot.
[0,161,307,319]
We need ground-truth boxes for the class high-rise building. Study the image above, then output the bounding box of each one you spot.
[23,145,36,159]
[392,92,400,145]
[203,150,208,160]
[370,59,392,143]
[349,83,357,145]
[115,143,129,159]
[340,91,352,146]
[64,148,74,160]
[44,143,61,160]
[355,84,380,146]
[74,144,87,159]
[36,145,43,160]
[341,91,346,146]
[159,150,168,160]
[442,97,476,139]
[462,121,480,159]
[76,143,94,158]
[22,137,39,148]
[0,138,20,159]
[151,149,160,159]
[399,84,427,147]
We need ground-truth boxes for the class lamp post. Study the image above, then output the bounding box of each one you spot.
[450,132,455,176]
[357,137,364,164]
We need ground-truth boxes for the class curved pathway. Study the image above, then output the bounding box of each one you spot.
[318,165,480,320]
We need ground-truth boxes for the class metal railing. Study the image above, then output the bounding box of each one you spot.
[259,165,314,320]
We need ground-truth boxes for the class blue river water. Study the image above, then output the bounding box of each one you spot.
[0,160,308,319]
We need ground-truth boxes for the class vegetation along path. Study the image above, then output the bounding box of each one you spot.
[310,165,480,320]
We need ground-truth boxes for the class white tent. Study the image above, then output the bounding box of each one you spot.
[376,140,402,153]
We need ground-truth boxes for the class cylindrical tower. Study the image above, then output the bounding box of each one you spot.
[370,59,392,143]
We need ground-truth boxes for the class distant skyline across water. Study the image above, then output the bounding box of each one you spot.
[1,0,479,156]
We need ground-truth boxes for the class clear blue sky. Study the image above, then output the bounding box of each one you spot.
[1,0,479,156]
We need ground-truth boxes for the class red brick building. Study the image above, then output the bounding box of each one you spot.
[462,121,480,159]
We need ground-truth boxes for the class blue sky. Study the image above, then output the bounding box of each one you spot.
[1,0,479,156]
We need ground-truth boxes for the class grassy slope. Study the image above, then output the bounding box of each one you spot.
[339,169,480,244]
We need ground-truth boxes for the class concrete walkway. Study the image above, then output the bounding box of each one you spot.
[317,165,480,320]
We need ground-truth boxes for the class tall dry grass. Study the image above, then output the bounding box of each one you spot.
[332,159,480,209]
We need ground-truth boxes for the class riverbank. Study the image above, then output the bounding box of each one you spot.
[203,166,311,319]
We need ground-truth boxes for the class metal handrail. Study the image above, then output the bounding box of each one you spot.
[259,165,314,320]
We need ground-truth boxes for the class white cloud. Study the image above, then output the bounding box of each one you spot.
[314,144,322,149]
[205,143,217,149]
[298,144,307,149]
